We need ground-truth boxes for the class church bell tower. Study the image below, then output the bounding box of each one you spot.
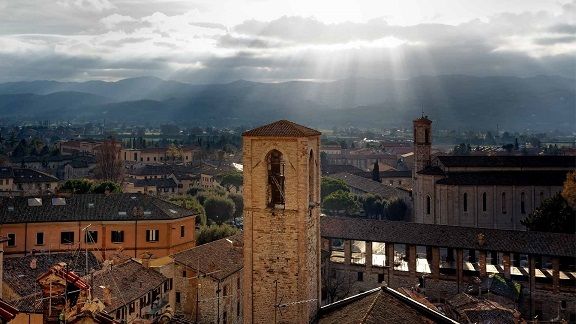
[242,120,321,324]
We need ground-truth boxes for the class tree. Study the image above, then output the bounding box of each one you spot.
[204,195,235,224]
[166,144,183,163]
[169,196,207,225]
[219,172,243,191]
[562,171,576,209]
[372,161,381,182]
[322,190,359,215]
[321,177,350,201]
[322,263,354,304]
[196,224,239,245]
[91,181,122,194]
[61,179,94,194]
[228,192,244,220]
[521,193,575,234]
[360,194,386,219]
[94,140,124,182]
[385,198,408,221]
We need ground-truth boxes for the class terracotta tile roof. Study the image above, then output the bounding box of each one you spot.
[435,170,568,186]
[437,155,576,168]
[242,120,321,137]
[91,259,168,313]
[322,165,364,175]
[330,173,403,200]
[172,233,243,280]
[133,178,178,188]
[320,216,576,258]
[0,167,59,182]
[446,293,518,324]
[319,286,457,324]
[12,293,43,313]
[3,252,102,299]
[0,193,194,224]
[417,166,445,176]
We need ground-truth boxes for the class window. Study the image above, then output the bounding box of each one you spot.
[36,232,44,245]
[146,229,159,242]
[372,242,387,267]
[61,231,74,244]
[84,230,98,244]
[308,150,315,204]
[111,230,124,243]
[482,192,487,212]
[267,150,285,207]
[425,129,430,144]
[175,292,181,303]
[129,302,135,314]
[237,301,241,317]
[501,192,507,214]
[463,193,468,212]
[357,271,363,281]
[223,285,228,296]
[426,195,431,215]
[237,277,241,289]
[182,270,187,278]
[521,192,526,214]
[378,273,385,283]
[223,311,227,324]
[6,233,15,247]
[180,225,185,238]
[351,240,366,265]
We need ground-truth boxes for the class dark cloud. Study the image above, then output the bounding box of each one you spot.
[548,24,576,34]
[217,34,289,48]
[534,36,576,45]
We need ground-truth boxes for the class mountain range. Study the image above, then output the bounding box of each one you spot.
[0,75,573,131]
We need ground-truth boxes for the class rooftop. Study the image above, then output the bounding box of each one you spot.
[0,193,194,224]
[321,216,576,258]
[319,285,457,324]
[330,173,403,200]
[172,233,243,281]
[437,155,576,169]
[242,120,321,137]
[3,252,102,298]
[91,259,168,313]
[0,167,59,183]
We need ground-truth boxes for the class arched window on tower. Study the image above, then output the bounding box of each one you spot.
[424,129,430,144]
[463,193,468,212]
[426,195,431,215]
[309,150,315,205]
[482,192,487,212]
[501,192,507,214]
[267,150,285,207]
[521,192,526,214]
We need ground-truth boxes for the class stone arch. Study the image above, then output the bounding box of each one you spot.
[267,149,285,207]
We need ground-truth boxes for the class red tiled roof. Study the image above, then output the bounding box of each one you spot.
[172,233,243,280]
[242,120,321,137]
[319,286,457,323]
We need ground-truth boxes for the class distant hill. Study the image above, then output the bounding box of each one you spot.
[0,75,573,131]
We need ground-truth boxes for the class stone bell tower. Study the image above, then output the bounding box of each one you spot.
[242,120,321,324]
[413,115,432,223]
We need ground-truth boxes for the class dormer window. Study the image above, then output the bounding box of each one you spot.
[267,150,285,207]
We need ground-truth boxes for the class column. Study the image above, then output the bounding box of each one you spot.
[365,241,372,270]
[552,257,560,293]
[344,240,351,265]
[431,247,440,280]
[386,243,395,287]
[529,255,536,319]
[479,251,487,278]
[456,249,463,293]
[408,245,417,278]
[503,253,511,279]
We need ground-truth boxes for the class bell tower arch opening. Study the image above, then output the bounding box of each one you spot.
[267,149,285,207]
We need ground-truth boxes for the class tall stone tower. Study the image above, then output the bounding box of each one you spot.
[413,115,432,176]
[413,115,432,223]
[242,120,321,324]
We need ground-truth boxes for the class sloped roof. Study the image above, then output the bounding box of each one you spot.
[91,259,167,313]
[437,155,576,168]
[320,216,576,258]
[330,173,402,200]
[134,178,178,188]
[0,193,194,224]
[242,120,321,137]
[172,233,243,280]
[435,171,568,186]
[319,286,457,324]
[13,168,59,183]
[3,252,102,298]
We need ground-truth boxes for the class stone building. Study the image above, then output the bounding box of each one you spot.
[0,167,59,196]
[412,116,575,229]
[321,216,576,322]
[163,233,243,324]
[242,120,321,324]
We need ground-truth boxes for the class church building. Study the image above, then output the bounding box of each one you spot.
[412,116,575,230]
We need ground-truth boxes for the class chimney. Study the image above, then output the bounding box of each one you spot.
[102,287,112,306]
[30,257,37,269]
[141,251,153,268]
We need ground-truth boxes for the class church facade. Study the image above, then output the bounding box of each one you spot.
[412,116,575,230]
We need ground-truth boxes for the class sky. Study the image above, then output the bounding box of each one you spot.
[0,0,574,83]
